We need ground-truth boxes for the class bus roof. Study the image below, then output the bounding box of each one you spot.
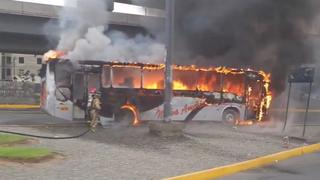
[76,60,265,77]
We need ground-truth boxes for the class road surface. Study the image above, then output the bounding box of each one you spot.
[0,110,76,125]
[221,152,320,180]
[0,110,291,180]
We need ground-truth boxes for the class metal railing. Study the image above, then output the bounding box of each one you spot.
[0,81,37,97]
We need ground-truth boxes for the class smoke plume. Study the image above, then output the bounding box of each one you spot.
[55,0,320,94]
[174,0,320,94]
[57,0,165,63]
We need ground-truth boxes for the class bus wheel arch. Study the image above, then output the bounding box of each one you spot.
[222,107,240,124]
[115,104,140,126]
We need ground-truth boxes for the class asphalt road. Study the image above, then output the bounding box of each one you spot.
[0,110,291,180]
[220,152,320,180]
[0,110,78,125]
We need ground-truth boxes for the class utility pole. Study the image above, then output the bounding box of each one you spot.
[164,0,175,122]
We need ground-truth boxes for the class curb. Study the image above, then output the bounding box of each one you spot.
[270,108,320,113]
[0,104,40,110]
[164,143,320,180]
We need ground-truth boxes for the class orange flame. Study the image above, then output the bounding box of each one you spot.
[43,50,65,63]
[235,120,254,126]
[120,104,140,126]
[197,84,210,92]
[144,82,159,89]
[173,80,189,90]
[248,86,253,96]
[258,71,272,121]
[103,63,273,122]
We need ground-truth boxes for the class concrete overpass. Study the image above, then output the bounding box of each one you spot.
[0,0,165,54]
[116,0,164,9]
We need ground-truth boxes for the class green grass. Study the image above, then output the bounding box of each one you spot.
[0,134,54,161]
[0,134,27,145]
[0,147,53,160]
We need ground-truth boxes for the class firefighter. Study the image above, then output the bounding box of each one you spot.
[88,88,102,132]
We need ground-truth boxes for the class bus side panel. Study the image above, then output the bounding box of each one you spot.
[192,103,245,121]
[54,101,74,121]
[44,64,56,117]
[40,80,47,110]
[140,97,206,121]
[192,104,223,121]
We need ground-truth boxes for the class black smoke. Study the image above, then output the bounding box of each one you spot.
[174,0,320,94]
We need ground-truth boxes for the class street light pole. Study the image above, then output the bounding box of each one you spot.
[164,0,175,122]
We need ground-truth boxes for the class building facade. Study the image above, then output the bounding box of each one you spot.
[0,53,42,83]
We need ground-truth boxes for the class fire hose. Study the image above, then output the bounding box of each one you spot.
[0,106,97,139]
[0,124,91,139]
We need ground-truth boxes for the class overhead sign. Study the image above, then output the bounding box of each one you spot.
[288,67,315,83]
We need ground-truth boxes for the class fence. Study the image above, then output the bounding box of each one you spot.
[0,81,40,104]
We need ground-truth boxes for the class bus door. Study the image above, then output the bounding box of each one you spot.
[245,72,263,119]
[72,71,101,120]
[72,72,86,120]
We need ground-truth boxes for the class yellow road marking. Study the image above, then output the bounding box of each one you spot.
[164,143,320,180]
[0,104,40,109]
[270,109,320,113]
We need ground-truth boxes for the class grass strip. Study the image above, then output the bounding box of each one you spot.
[0,134,27,145]
[0,147,53,160]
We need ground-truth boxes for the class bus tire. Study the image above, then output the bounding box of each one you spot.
[114,108,135,126]
[222,108,240,124]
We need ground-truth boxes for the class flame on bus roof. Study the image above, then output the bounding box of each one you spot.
[44,50,272,121]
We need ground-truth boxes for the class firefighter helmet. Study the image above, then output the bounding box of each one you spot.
[89,88,97,94]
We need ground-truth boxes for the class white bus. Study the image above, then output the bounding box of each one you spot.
[40,58,272,125]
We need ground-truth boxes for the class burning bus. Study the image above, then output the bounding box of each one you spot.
[40,52,272,125]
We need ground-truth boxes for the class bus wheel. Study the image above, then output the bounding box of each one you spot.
[115,104,140,126]
[222,108,240,124]
[115,108,135,126]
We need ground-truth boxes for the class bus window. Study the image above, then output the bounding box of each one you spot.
[54,60,73,88]
[142,68,164,89]
[88,73,100,90]
[113,66,141,89]
[223,73,245,97]
[198,71,221,92]
[102,65,112,88]
[54,60,73,101]
[173,69,198,90]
